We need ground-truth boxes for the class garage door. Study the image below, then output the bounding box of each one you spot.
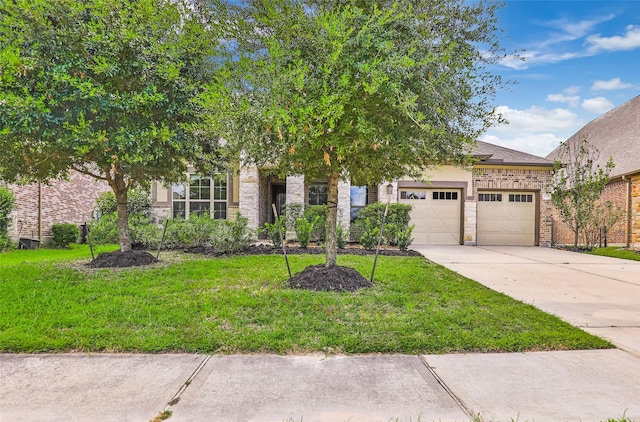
[477,191,536,245]
[399,188,461,245]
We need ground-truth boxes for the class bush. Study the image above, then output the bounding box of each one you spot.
[359,218,380,250]
[51,223,80,248]
[295,216,318,248]
[355,203,412,246]
[305,205,327,242]
[263,216,285,249]
[0,187,15,251]
[397,226,415,251]
[337,224,347,249]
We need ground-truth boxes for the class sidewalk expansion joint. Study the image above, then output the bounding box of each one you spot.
[164,354,211,411]
[417,355,474,420]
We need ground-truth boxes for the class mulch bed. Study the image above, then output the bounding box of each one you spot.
[288,264,373,292]
[88,250,158,268]
[182,244,422,257]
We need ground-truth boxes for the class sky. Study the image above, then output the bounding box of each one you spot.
[481,0,640,158]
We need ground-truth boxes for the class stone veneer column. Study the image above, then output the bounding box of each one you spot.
[285,175,305,239]
[463,201,477,245]
[377,182,398,204]
[338,181,351,233]
[239,166,261,232]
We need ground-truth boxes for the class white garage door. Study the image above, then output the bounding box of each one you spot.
[399,188,461,245]
[477,191,536,245]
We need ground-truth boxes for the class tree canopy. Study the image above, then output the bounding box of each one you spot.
[0,0,225,251]
[204,0,510,265]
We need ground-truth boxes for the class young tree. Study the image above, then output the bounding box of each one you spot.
[205,0,509,266]
[551,137,615,250]
[0,0,225,252]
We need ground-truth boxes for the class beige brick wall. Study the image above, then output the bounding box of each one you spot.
[473,166,553,246]
[7,172,110,242]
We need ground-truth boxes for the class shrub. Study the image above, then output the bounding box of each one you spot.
[305,205,327,242]
[51,223,80,248]
[295,216,318,248]
[263,216,285,249]
[0,187,15,251]
[355,203,412,245]
[337,224,347,249]
[283,203,304,235]
[359,218,380,250]
[397,225,415,251]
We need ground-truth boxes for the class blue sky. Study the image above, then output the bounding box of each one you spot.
[481,0,640,157]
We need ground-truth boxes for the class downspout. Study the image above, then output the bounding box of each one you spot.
[38,180,42,241]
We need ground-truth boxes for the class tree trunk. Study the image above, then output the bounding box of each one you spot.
[325,170,340,267]
[112,174,132,252]
[573,224,579,250]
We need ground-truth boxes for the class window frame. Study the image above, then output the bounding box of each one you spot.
[172,173,228,219]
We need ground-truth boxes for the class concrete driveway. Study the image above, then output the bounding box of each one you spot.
[414,245,640,356]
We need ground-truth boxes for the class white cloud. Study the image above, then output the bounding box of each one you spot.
[500,50,582,69]
[586,25,640,52]
[482,105,584,156]
[492,105,581,134]
[563,86,581,95]
[581,96,614,113]
[547,93,580,107]
[538,14,616,46]
[480,133,566,158]
[591,77,633,91]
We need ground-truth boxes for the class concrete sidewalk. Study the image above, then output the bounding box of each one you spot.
[2,246,639,422]
[2,350,639,422]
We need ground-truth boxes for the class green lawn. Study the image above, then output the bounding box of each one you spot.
[0,244,119,266]
[589,246,640,261]
[0,248,612,354]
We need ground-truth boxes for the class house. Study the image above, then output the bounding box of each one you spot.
[546,95,640,250]
[3,172,110,245]
[151,140,555,246]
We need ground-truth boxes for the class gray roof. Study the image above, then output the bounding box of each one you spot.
[472,140,554,166]
[546,95,640,178]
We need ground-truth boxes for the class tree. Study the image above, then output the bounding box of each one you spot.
[551,137,615,250]
[0,0,225,252]
[204,0,509,266]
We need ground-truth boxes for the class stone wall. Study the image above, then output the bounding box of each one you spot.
[473,166,553,246]
[7,172,110,242]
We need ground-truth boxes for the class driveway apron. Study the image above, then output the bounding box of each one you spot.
[415,245,640,356]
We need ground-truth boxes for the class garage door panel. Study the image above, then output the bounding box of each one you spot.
[477,191,535,246]
[401,189,461,245]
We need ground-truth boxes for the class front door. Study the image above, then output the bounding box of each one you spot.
[271,184,286,222]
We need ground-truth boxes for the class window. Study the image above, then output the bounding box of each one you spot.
[172,173,227,219]
[509,194,533,203]
[400,190,426,200]
[432,191,458,200]
[478,193,502,202]
[308,183,328,206]
[350,186,368,222]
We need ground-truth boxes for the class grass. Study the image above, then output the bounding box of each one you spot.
[0,243,119,266]
[589,246,640,261]
[0,248,612,354]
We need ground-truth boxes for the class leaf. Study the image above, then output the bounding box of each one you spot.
[323,151,331,166]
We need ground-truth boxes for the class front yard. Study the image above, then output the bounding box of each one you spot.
[0,246,612,354]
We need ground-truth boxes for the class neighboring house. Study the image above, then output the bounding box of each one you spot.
[152,140,555,246]
[3,171,110,245]
[546,95,640,250]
